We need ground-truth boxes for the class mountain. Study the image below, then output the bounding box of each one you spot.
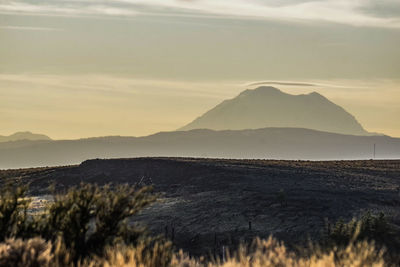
[0,128,399,169]
[180,86,368,136]
[0,131,52,143]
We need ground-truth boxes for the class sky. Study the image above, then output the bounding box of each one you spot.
[1,0,399,139]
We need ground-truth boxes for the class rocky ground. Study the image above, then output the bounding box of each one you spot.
[1,158,400,256]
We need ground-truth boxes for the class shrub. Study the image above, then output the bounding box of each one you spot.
[0,184,33,242]
[324,212,400,248]
[37,183,157,262]
[0,183,157,264]
[324,212,400,264]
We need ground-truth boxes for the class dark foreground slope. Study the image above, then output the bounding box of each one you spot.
[1,158,399,256]
[1,128,399,169]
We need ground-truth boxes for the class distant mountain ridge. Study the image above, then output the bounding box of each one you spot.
[0,131,52,143]
[0,127,399,169]
[180,86,368,136]
[2,87,396,169]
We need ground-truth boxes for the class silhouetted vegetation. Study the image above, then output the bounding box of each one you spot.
[0,183,398,266]
[325,212,399,246]
[0,183,160,265]
[324,211,400,264]
[41,184,157,261]
[0,184,32,242]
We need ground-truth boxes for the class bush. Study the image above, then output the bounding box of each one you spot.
[0,184,32,242]
[324,212,400,264]
[38,183,156,262]
[0,183,157,264]
[324,212,400,248]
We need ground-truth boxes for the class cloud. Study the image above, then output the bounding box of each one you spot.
[0,0,399,28]
[0,74,239,100]
[247,81,316,87]
[118,0,400,28]
[0,25,61,31]
[0,1,137,18]
[358,0,400,19]
[244,80,381,90]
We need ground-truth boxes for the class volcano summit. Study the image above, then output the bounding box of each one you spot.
[180,86,368,136]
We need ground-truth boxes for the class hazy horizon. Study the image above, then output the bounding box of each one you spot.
[1,0,399,139]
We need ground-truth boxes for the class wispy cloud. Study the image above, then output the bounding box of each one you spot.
[0,74,239,99]
[244,81,370,89]
[0,25,61,31]
[133,0,400,28]
[0,1,137,18]
[0,0,399,28]
[247,81,317,87]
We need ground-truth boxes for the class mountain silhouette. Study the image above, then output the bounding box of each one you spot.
[0,128,399,169]
[0,131,52,143]
[180,86,368,136]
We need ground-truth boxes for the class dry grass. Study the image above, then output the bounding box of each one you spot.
[86,237,385,267]
[0,238,54,267]
[0,237,74,267]
[0,236,387,267]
